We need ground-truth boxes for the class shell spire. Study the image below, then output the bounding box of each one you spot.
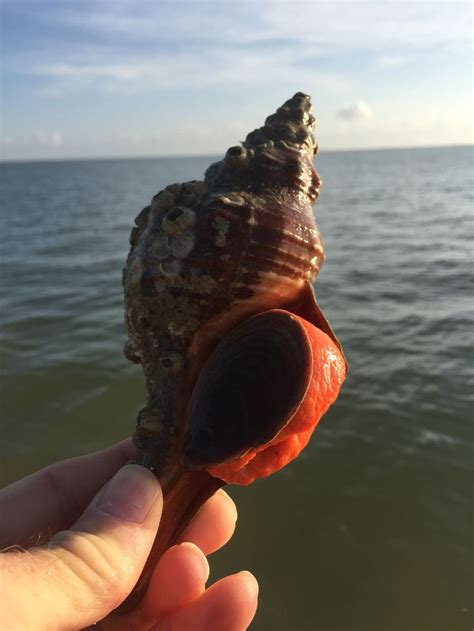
[206,91,321,201]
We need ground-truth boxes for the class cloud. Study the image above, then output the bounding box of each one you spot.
[9,0,471,97]
[336,101,373,122]
[32,47,347,95]
[32,130,63,147]
[58,1,472,50]
[2,0,472,159]
[375,55,407,68]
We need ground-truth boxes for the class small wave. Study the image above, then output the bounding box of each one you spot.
[415,429,458,446]
[63,385,110,413]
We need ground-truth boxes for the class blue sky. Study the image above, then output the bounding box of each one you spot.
[1,0,472,160]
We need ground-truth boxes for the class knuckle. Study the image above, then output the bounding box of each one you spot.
[50,529,128,611]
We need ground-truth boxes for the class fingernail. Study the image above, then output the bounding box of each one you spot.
[217,488,238,524]
[179,542,210,583]
[96,464,160,524]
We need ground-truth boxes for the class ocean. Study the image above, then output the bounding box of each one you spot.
[1,146,472,630]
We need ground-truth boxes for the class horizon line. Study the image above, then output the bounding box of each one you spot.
[1,142,472,165]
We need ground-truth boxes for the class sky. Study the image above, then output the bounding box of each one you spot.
[1,0,472,161]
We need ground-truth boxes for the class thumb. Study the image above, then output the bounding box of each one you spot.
[2,464,162,631]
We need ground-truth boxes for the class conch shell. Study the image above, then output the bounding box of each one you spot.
[118,92,346,614]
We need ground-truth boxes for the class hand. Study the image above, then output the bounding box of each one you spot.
[0,440,258,630]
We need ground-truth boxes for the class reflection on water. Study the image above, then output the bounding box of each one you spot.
[1,146,472,630]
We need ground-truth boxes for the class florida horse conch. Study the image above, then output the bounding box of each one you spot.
[117,92,346,613]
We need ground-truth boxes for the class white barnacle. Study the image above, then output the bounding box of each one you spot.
[159,259,182,276]
[150,189,176,214]
[139,408,164,434]
[225,193,246,207]
[159,351,184,375]
[224,146,250,169]
[162,207,196,236]
[170,231,196,259]
[152,232,171,260]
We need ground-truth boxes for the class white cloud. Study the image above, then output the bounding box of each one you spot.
[32,130,63,147]
[375,55,407,68]
[59,1,472,50]
[16,1,472,96]
[337,100,373,122]
[324,97,473,150]
[32,47,347,95]
[50,131,63,146]
[2,0,472,159]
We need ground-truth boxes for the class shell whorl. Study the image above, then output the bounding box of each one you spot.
[123,92,325,473]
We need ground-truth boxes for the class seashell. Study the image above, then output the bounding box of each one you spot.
[123,92,334,472]
[117,92,346,614]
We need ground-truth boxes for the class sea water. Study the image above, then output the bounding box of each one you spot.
[1,146,472,630]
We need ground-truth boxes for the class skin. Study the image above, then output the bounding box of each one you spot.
[0,440,258,631]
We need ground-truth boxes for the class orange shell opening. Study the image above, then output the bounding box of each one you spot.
[207,316,346,485]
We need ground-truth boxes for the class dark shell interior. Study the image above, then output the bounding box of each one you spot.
[181,310,312,470]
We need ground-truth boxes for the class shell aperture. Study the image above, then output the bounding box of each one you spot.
[182,310,313,470]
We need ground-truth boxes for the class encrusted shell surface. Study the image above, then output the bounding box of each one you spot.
[123,92,325,473]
